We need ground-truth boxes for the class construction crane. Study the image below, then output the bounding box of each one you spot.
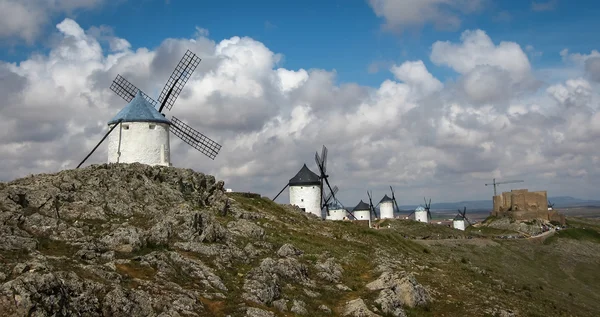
[485,178,524,196]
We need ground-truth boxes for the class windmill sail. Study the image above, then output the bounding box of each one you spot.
[157,50,201,112]
[170,116,221,160]
[110,75,158,107]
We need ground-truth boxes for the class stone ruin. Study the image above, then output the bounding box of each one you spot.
[492,189,566,225]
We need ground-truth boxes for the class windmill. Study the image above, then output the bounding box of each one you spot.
[415,198,432,223]
[548,200,555,211]
[485,178,524,196]
[379,186,399,219]
[76,50,221,168]
[314,145,352,219]
[453,207,472,231]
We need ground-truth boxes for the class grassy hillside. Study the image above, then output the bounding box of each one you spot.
[230,194,600,317]
[1,164,599,317]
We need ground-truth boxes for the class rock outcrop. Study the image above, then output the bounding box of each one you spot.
[0,163,435,316]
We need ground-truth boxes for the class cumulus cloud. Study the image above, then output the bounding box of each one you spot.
[1,18,600,205]
[0,0,107,44]
[368,0,487,32]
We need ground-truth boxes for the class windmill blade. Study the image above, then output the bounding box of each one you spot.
[324,186,339,204]
[157,50,201,113]
[390,186,401,214]
[76,120,122,168]
[170,116,221,160]
[367,190,377,219]
[321,173,338,207]
[465,217,473,226]
[407,211,415,218]
[315,151,322,170]
[272,183,289,201]
[110,74,158,107]
[321,145,328,175]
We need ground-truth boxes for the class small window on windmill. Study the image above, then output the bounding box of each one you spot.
[149,124,156,129]
[301,199,304,202]
[122,124,129,130]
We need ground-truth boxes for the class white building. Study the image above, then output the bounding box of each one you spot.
[107,91,171,166]
[414,206,430,223]
[352,200,371,221]
[326,202,348,221]
[453,216,467,231]
[288,164,322,218]
[379,195,394,219]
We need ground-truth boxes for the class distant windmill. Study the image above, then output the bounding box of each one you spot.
[314,145,339,217]
[379,186,400,219]
[76,50,222,168]
[548,200,555,211]
[453,207,472,231]
[415,198,432,223]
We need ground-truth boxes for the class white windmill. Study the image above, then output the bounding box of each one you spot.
[352,200,371,220]
[76,50,221,168]
[272,145,351,220]
[453,207,472,231]
[414,198,432,223]
[379,195,394,219]
[277,164,322,217]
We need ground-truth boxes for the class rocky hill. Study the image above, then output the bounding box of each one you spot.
[1,164,599,317]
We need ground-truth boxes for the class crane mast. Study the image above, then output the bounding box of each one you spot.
[485,178,524,196]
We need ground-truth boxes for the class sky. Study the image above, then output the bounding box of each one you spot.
[0,0,599,206]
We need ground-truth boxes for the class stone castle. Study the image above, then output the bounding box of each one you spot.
[492,189,566,225]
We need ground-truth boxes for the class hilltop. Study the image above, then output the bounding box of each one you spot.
[1,163,600,317]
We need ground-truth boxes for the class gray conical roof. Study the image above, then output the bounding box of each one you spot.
[108,91,169,125]
[289,164,321,186]
[379,194,393,204]
[353,200,370,211]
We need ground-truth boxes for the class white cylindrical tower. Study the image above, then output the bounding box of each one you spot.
[414,206,429,223]
[453,219,466,231]
[352,200,371,220]
[326,201,348,221]
[288,164,322,218]
[326,207,348,221]
[379,195,394,219]
[107,91,171,166]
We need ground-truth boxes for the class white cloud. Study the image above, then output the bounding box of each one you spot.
[431,29,531,81]
[368,0,487,32]
[0,0,107,43]
[1,18,600,206]
[390,60,443,96]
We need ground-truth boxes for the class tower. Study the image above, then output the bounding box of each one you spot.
[288,164,322,217]
[76,50,222,169]
[414,206,429,223]
[352,200,371,220]
[107,91,172,166]
[379,194,394,219]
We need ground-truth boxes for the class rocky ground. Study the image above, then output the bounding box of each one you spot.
[1,163,599,317]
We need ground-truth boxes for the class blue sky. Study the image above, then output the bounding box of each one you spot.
[3,0,600,87]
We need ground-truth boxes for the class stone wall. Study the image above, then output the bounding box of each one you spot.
[492,189,565,224]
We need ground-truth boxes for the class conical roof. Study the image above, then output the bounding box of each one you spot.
[353,200,370,211]
[288,164,321,186]
[379,194,393,204]
[108,91,170,125]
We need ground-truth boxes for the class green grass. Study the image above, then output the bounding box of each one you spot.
[544,228,600,245]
